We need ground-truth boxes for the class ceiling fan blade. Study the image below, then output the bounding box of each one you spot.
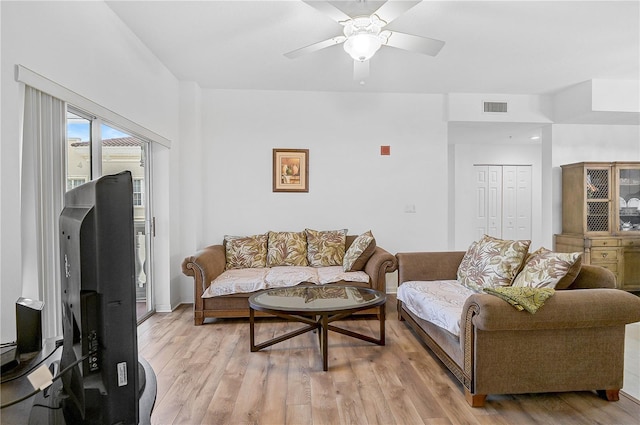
[301,0,352,24]
[353,60,370,82]
[384,31,445,56]
[284,36,346,59]
[373,0,421,25]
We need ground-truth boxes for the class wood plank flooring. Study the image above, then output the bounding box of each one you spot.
[625,321,640,400]
[138,296,640,425]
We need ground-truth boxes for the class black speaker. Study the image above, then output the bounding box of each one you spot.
[16,297,44,354]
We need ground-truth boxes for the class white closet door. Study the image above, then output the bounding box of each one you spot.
[474,166,503,239]
[474,165,531,241]
[515,166,532,240]
[502,166,518,239]
[487,166,503,238]
[473,167,489,240]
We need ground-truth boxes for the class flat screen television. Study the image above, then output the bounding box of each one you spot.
[57,171,140,424]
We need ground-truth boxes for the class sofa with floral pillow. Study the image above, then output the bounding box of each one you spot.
[396,235,640,407]
[182,229,397,325]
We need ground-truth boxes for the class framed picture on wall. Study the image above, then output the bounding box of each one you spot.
[273,148,309,192]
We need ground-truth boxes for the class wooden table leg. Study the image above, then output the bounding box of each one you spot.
[250,307,256,352]
[321,314,329,371]
[379,303,386,346]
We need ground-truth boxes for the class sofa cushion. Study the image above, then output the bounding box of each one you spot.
[512,248,582,289]
[343,230,376,272]
[224,233,268,269]
[202,266,370,298]
[203,268,267,297]
[267,231,309,266]
[317,266,370,284]
[397,280,476,337]
[457,235,530,292]
[265,266,320,287]
[305,228,347,267]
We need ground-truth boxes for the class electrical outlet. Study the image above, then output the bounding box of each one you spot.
[404,204,416,213]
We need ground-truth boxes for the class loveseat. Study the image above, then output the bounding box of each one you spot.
[396,249,640,407]
[182,230,397,325]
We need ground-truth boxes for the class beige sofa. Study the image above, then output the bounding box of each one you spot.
[183,235,397,325]
[396,251,640,407]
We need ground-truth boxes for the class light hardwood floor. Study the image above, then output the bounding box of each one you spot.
[138,297,640,425]
[624,321,640,400]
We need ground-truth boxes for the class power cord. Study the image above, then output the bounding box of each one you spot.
[1,341,63,384]
[0,351,90,409]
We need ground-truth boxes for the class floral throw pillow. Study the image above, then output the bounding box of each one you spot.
[224,234,268,270]
[343,230,376,272]
[266,231,309,267]
[512,247,582,289]
[305,228,347,267]
[457,235,531,292]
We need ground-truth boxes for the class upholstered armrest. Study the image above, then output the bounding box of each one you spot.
[462,289,640,333]
[182,245,226,298]
[567,264,617,289]
[364,247,398,292]
[396,251,465,284]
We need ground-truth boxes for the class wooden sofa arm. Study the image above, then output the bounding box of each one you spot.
[364,247,398,292]
[462,289,640,333]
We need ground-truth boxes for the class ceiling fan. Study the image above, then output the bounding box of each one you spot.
[284,0,445,82]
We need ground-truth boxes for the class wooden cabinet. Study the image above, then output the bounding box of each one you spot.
[623,244,640,290]
[555,162,640,291]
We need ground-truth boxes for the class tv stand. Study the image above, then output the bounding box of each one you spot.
[1,343,155,425]
[26,357,156,425]
[138,357,157,425]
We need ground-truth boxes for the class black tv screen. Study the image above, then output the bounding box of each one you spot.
[58,171,139,424]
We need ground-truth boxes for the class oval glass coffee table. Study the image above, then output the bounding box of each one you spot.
[248,285,386,371]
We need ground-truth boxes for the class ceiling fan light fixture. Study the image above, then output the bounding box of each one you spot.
[344,33,382,61]
[342,16,386,61]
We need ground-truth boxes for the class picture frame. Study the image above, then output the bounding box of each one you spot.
[273,148,309,192]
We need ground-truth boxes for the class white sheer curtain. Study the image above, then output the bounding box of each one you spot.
[21,85,66,338]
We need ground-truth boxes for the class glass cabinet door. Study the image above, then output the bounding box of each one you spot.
[617,165,640,233]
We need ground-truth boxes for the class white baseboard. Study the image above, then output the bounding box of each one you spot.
[154,304,173,313]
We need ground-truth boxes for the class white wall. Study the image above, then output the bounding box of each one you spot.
[553,79,640,125]
[447,93,552,124]
[452,143,544,250]
[174,82,204,306]
[1,1,179,341]
[200,90,450,253]
[450,123,640,252]
[182,89,449,293]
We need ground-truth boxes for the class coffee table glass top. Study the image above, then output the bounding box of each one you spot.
[249,285,385,313]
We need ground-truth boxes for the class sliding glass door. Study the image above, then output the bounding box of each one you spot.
[66,108,154,322]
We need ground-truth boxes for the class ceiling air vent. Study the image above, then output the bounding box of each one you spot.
[483,101,508,113]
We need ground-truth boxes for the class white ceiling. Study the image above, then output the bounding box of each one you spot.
[106,0,639,95]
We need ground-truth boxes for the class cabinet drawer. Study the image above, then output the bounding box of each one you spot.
[594,263,618,273]
[591,239,619,247]
[590,249,619,261]
[621,239,640,247]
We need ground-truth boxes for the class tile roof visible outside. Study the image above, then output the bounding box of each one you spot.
[70,137,142,147]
